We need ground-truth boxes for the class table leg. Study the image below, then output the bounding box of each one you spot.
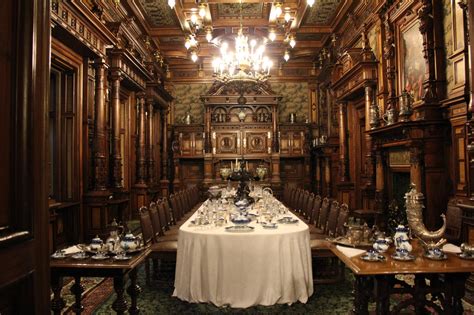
[353,275,370,315]
[51,273,65,315]
[127,268,142,315]
[70,275,84,314]
[112,275,128,314]
[375,275,390,315]
[445,273,469,315]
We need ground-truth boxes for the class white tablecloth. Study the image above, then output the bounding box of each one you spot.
[173,204,314,308]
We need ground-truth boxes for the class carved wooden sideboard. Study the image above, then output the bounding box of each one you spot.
[171,80,312,194]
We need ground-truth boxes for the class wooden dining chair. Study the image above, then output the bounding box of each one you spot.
[316,197,331,233]
[309,195,322,226]
[326,201,340,237]
[335,203,350,237]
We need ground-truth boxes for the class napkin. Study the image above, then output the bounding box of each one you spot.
[442,243,461,254]
[63,245,82,255]
[336,245,366,258]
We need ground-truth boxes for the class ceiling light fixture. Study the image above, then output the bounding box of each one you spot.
[191,50,198,62]
[284,12,291,23]
[289,36,296,48]
[274,3,283,18]
[212,2,273,82]
[206,28,213,42]
[268,29,276,42]
[184,35,198,50]
[307,0,315,7]
[168,0,175,9]
[199,4,206,18]
[190,14,198,24]
[284,50,290,62]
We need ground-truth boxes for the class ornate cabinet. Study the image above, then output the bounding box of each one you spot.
[173,124,204,158]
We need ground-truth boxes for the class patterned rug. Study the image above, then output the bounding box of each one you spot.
[84,263,474,315]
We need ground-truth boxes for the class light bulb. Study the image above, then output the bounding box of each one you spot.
[289,37,296,48]
[184,38,191,50]
[199,4,206,18]
[191,51,198,62]
[168,0,175,9]
[190,14,198,24]
[307,0,315,7]
[206,30,213,42]
[284,12,291,23]
[269,30,276,42]
[274,3,282,18]
[284,51,290,62]
[250,39,257,47]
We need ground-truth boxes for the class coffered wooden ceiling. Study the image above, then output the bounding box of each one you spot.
[136,0,348,67]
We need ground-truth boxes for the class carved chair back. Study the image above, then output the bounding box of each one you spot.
[335,203,350,237]
[139,206,155,245]
[310,195,322,225]
[318,197,331,231]
[326,201,340,236]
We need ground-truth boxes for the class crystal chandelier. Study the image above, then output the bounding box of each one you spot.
[212,4,273,83]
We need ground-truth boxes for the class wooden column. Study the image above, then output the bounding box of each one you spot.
[92,58,109,191]
[383,15,397,113]
[110,70,123,189]
[146,100,155,186]
[315,156,321,194]
[364,84,375,187]
[272,105,279,152]
[324,156,332,197]
[338,101,350,182]
[160,109,170,196]
[418,0,437,103]
[204,106,212,153]
[375,149,385,212]
[466,0,474,199]
[136,92,147,186]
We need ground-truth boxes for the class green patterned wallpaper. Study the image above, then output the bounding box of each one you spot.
[172,82,309,124]
[271,82,310,123]
[173,83,211,124]
[443,0,454,94]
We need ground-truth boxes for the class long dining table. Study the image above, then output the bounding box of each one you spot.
[172,197,314,308]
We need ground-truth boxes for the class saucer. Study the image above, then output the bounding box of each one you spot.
[458,253,474,260]
[71,253,89,260]
[261,223,278,229]
[391,253,416,261]
[91,255,109,260]
[225,225,255,233]
[423,252,448,261]
[51,253,66,259]
[114,255,132,261]
[360,253,385,262]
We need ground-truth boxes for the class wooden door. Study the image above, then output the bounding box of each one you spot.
[243,131,269,155]
[215,131,241,155]
[279,131,291,155]
[291,131,304,155]
[0,0,50,313]
[178,132,193,156]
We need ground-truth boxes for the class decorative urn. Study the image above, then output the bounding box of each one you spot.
[90,235,104,251]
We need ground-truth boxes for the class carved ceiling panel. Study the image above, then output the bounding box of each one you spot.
[138,0,179,27]
[303,0,343,25]
[215,3,265,18]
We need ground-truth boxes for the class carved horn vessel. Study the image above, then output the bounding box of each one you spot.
[404,184,446,244]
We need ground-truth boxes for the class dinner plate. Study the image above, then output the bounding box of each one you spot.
[277,217,299,224]
[391,253,416,261]
[458,253,474,260]
[91,255,109,260]
[225,225,255,233]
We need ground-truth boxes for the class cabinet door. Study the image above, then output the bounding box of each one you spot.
[179,133,193,156]
[280,131,291,155]
[215,131,240,155]
[291,132,304,155]
[194,132,204,155]
[244,131,269,155]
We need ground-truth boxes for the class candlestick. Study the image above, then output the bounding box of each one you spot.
[231,161,233,170]
[246,161,248,170]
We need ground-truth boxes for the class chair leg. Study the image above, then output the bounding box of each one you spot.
[152,258,159,280]
[145,258,151,286]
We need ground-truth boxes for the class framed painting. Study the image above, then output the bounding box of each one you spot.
[399,19,426,103]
